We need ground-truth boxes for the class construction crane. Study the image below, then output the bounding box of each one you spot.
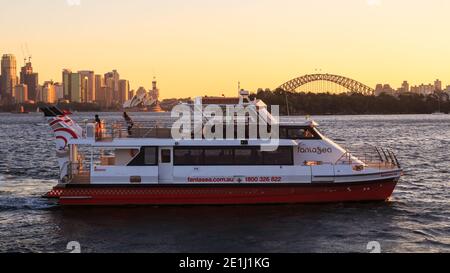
[20,45,27,65]
[25,43,32,63]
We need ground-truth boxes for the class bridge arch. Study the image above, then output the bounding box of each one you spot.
[278,74,374,95]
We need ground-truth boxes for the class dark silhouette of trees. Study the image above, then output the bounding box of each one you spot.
[252,88,450,115]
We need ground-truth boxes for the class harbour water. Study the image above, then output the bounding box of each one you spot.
[0,112,449,253]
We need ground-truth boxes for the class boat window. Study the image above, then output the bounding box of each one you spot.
[234,148,255,165]
[173,146,293,166]
[204,148,234,165]
[128,146,158,166]
[279,127,287,139]
[145,147,158,165]
[250,149,264,165]
[174,148,204,165]
[174,149,188,165]
[283,127,320,140]
[263,147,293,165]
[161,149,171,163]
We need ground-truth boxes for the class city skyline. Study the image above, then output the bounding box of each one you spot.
[0,53,139,106]
[1,0,450,98]
[1,51,450,107]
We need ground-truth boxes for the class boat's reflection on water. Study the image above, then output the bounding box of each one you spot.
[46,201,400,253]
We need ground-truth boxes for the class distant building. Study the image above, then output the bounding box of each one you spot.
[374,84,383,96]
[149,79,159,101]
[62,69,72,100]
[434,79,442,91]
[54,82,64,100]
[104,70,120,102]
[1,54,19,102]
[20,60,38,101]
[128,89,135,100]
[401,81,409,93]
[38,81,57,103]
[95,74,105,104]
[374,83,395,96]
[118,79,129,104]
[78,70,95,102]
[105,77,115,107]
[13,84,28,103]
[411,84,434,95]
[70,73,82,102]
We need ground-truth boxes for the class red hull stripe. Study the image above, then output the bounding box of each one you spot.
[54,128,78,139]
[48,179,398,206]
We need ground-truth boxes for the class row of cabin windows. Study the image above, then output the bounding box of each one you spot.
[128,146,294,166]
[186,126,321,140]
[174,146,293,166]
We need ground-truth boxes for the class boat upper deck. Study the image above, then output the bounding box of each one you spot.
[70,117,322,146]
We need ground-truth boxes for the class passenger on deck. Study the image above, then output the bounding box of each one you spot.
[123,112,134,136]
[95,114,102,138]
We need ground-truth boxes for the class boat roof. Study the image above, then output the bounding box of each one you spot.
[69,138,300,148]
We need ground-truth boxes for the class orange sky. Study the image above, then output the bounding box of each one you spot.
[1,0,450,98]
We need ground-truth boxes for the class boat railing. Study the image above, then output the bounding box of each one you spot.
[94,118,278,140]
[81,118,181,140]
[336,145,401,170]
[112,120,174,139]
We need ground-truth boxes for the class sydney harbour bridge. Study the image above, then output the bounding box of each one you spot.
[277,74,375,96]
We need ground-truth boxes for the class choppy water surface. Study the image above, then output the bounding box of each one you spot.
[0,112,449,253]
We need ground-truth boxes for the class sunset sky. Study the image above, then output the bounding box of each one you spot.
[1,0,450,98]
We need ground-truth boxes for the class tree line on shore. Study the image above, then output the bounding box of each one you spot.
[1,89,449,115]
[252,88,450,115]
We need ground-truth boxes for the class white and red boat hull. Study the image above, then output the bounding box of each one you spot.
[45,179,398,206]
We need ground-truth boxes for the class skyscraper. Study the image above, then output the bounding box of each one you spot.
[78,70,95,102]
[104,70,120,102]
[118,79,129,104]
[54,82,64,100]
[1,54,19,102]
[105,77,115,107]
[20,60,38,102]
[128,89,135,100]
[70,73,82,102]
[94,74,103,97]
[94,74,105,104]
[62,69,72,100]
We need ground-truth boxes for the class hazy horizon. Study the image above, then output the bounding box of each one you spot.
[1,0,450,98]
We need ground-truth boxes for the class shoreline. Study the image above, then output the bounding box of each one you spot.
[1,91,448,115]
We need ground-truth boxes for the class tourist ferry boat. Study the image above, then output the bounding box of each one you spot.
[41,92,402,206]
